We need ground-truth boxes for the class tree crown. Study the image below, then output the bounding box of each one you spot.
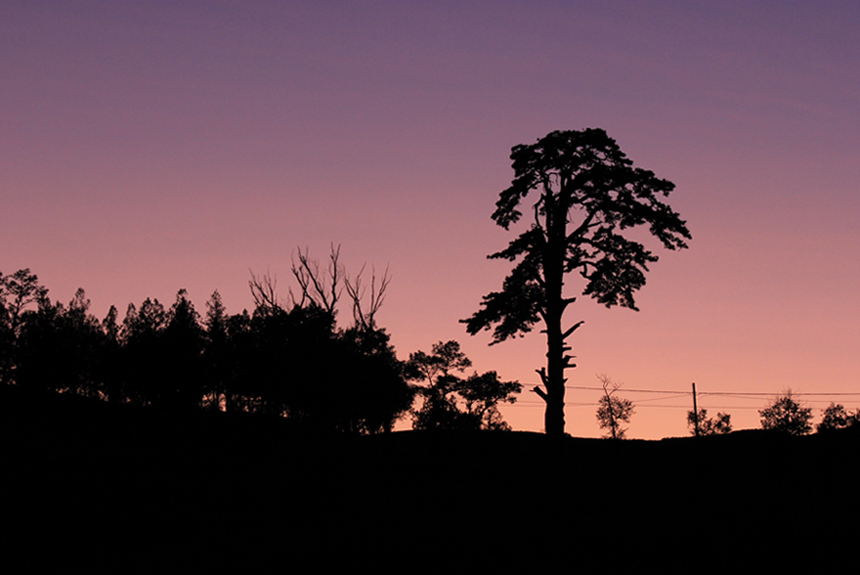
[464,128,691,344]
[759,390,813,436]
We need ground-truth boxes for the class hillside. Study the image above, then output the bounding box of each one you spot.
[2,385,857,570]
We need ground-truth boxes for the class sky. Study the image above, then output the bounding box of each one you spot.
[2,1,859,438]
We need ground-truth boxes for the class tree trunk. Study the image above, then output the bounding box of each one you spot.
[542,193,568,436]
[544,322,566,436]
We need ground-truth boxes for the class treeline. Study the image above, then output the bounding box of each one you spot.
[0,258,521,433]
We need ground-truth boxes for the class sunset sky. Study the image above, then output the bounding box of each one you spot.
[3,1,858,438]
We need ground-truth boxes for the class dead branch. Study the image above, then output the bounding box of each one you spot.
[291,244,343,314]
[249,270,282,314]
[344,264,391,330]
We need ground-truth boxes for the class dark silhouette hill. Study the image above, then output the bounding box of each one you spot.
[2,385,857,571]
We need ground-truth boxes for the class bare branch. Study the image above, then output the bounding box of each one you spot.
[343,264,365,327]
[367,265,391,327]
[291,245,343,314]
[345,263,390,330]
[249,269,282,314]
[327,243,343,313]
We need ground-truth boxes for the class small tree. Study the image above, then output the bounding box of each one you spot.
[816,403,859,433]
[759,389,813,435]
[687,409,732,436]
[406,341,521,431]
[595,375,634,439]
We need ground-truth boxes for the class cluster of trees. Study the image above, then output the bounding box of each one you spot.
[602,387,858,439]
[684,390,859,438]
[759,390,858,435]
[1,260,521,434]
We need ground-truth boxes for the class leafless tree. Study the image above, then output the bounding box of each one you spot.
[595,374,634,439]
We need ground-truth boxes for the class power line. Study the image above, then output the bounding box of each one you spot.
[508,385,860,411]
[628,394,691,403]
[519,381,860,398]
[701,391,860,397]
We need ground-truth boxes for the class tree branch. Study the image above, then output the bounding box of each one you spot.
[562,321,584,340]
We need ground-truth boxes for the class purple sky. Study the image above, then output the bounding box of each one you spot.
[3,1,859,438]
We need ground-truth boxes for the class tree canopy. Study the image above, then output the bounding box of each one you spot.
[0,261,415,434]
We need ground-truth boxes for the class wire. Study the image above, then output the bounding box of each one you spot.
[519,382,860,399]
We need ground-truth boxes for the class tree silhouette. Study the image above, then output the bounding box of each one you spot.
[202,290,229,411]
[247,248,414,431]
[161,290,206,412]
[406,341,473,430]
[457,371,522,430]
[687,409,732,436]
[0,269,50,386]
[595,375,634,439]
[100,305,122,403]
[119,298,168,407]
[406,340,521,430]
[9,286,114,399]
[759,390,813,435]
[1,260,413,433]
[0,269,49,334]
[816,403,859,433]
[463,129,690,436]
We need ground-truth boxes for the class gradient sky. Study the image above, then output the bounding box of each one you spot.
[3,1,859,438]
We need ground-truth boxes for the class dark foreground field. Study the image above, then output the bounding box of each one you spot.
[2,385,857,571]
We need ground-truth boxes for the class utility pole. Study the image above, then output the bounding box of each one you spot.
[692,382,700,437]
